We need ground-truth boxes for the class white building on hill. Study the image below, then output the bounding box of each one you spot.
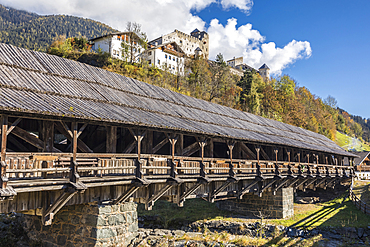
[146,42,185,76]
[89,32,145,63]
[148,29,209,59]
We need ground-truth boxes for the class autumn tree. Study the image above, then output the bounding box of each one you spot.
[123,22,147,63]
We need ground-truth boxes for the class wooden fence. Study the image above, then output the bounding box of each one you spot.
[349,186,370,215]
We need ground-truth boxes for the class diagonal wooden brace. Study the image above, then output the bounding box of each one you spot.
[145,184,173,210]
[178,182,204,207]
[208,177,238,203]
[272,177,290,195]
[238,179,260,199]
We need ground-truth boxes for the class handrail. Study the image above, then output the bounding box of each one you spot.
[3,152,354,182]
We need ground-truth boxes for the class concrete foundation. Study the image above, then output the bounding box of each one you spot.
[21,202,138,247]
[216,187,294,218]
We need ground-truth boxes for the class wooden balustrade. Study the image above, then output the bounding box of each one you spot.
[3,152,353,183]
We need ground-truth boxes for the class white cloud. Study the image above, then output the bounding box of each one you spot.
[220,0,253,13]
[208,18,312,75]
[0,0,311,74]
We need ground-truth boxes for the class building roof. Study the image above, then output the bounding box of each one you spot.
[148,42,185,55]
[0,43,356,158]
[351,151,370,165]
[191,28,200,34]
[259,63,270,70]
[195,47,202,51]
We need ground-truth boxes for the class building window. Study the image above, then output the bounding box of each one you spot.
[173,57,175,61]
[148,51,152,56]
[169,55,171,60]
[158,59,160,64]
[180,40,183,44]
[165,54,167,59]
[176,58,178,62]
[148,60,151,64]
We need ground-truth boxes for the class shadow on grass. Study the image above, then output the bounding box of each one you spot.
[264,191,370,246]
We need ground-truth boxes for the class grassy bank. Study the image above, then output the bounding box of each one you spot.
[335,131,370,151]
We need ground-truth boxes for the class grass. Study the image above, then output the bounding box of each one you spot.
[271,193,370,229]
[353,180,370,204]
[335,131,370,151]
[138,189,370,246]
[137,198,229,228]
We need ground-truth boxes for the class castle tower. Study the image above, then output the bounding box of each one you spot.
[259,64,270,81]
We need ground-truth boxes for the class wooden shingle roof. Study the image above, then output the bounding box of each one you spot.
[0,43,355,157]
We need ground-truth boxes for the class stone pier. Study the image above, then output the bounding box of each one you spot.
[216,187,294,218]
[21,202,138,247]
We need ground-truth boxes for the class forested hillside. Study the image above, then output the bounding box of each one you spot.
[0,4,117,51]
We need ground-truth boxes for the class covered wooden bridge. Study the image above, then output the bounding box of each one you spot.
[0,43,356,231]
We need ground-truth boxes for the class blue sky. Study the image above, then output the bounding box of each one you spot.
[194,0,370,118]
[1,0,369,118]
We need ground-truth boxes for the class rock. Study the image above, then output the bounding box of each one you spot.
[185,232,203,238]
[358,228,364,238]
[172,230,185,237]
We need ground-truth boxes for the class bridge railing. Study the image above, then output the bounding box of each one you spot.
[4,152,353,183]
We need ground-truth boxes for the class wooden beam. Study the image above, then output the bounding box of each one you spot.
[123,140,137,154]
[72,122,78,162]
[152,137,169,154]
[256,145,270,160]
[10,124,61,153]
[77,123,88,139]
[1,115,8,162]
[1,115,8,189]
[240,142,256,159]
[106,126,117,153]
[42,121,54,152]
[145,184,173,210]
[182,142,200,157]
[55,122,93,153]
[6,118,22,136]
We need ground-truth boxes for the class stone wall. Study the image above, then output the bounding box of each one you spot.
[216,187,294,219]
[21,202,138,247]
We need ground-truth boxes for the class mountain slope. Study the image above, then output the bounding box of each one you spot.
[0,4,117,51]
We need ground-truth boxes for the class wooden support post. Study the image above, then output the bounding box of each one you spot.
[143,130,153,154]
[176,134,183,156]
[227,141,235,177]
[198,139,207,163]
[130,129,146,179]
[106,126,117,153]
[43,121,54,152]
[274,148,280,176]
[1,115,8,189]
[168,134,179,179]
[72,122,78,162]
